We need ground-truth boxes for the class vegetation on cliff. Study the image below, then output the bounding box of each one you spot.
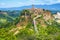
[0,8,60,40]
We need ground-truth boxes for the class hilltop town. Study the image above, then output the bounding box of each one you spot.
[0,5,60,40]
[16,5,54,27]
[0,5,60,27]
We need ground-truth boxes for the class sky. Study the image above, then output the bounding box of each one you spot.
[0,0,60,8]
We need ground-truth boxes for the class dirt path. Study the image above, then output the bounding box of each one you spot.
[9,26,26,35]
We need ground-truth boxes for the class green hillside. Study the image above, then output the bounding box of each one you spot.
[0,9,60,40]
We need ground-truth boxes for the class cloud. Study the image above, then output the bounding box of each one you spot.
[15,0,60,7]
[26,0,60,5]
[0,0,60,8]
[0,3,5,6]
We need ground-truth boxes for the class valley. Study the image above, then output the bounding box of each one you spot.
[0,5,60,40]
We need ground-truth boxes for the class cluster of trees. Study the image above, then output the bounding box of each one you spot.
[0,27,17,40]
[16,22,60,40]
[0,9,60,40]
[0,21,60,40]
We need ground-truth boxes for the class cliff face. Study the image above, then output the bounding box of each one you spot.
[16,7,53,27]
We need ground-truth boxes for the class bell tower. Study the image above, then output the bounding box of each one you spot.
[32,4,34,8]
[32,4,35,12]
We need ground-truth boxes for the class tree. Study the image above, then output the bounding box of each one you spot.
[0,28,17,40]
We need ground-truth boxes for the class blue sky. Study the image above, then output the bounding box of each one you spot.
[0,0,60,8]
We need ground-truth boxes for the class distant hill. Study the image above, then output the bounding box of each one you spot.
[0,3,60,11]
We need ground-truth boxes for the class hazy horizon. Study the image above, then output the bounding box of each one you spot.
[0,0,60,8]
